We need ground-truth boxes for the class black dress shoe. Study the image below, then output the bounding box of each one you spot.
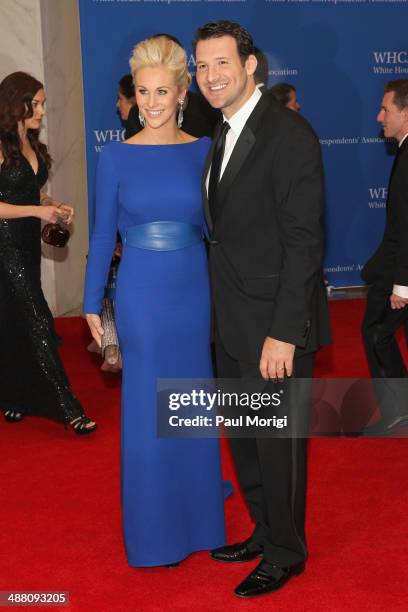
[361,414,408,437]
[210,540,262,563]
[234,560,305,598]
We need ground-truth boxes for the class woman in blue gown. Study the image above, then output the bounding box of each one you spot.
[84,35,226,567]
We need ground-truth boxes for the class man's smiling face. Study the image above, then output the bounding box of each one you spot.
[195,35,256,119]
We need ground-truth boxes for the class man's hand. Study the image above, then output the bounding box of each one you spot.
[390,293,408,310]
[259,337,296,381]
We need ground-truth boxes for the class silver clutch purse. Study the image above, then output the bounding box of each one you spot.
[100,298,121,365]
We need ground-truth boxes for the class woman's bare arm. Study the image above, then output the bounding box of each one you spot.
[0,201,60,222]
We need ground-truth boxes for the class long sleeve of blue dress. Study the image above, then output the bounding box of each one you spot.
[83,146,119,314]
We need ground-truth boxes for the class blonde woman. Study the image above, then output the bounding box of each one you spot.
[84,35,226,567]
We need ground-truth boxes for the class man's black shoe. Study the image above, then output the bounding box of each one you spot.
[361,414,408,437]
[234,560,305,598]
[210,540,263,563]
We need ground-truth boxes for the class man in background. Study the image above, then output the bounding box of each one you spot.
[116,74,135,126]
[268,82,301,112]
[253,47,269,92]
[361,79,408,435]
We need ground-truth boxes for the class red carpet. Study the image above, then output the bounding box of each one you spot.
[1,299,408,611]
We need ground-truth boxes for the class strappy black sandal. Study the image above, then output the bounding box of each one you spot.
[4,409,24,422]
[70,416,97,435]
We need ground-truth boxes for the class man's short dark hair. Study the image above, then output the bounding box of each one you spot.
[119,74,135,100]
[267,83,296,106]
[193,20,255,65]
[254,47,269,86]
[385,79,408,110]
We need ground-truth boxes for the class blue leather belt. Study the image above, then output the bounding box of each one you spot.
[123,221,203,251]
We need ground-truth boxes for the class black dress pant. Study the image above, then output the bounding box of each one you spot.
[362,285,408,378]
[215,333,314,567]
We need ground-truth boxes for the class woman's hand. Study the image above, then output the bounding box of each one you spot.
[85,314,104,348]
[40,195,74,224]
[56,203,74,224]
[36,205,60,223]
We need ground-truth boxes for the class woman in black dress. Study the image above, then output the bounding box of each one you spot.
[0,71,96,434]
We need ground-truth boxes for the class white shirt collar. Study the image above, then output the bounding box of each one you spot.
[399,133,408,147]
[222,87,262,140]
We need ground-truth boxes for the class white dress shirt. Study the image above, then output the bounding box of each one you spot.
[206,87,262,192]
[392,131,408,298]
[399,132,408,148]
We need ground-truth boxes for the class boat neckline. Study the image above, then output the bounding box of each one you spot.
[119,138,206,147]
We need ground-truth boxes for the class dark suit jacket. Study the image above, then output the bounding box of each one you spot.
[362,137,408,291]
[126,90,220,139]
[203,95,331,363]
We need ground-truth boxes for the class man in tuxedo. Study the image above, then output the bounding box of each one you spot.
[361,79,408,434]
[194,21,330,598]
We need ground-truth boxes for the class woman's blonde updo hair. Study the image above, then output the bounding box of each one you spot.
[130,35,192,91]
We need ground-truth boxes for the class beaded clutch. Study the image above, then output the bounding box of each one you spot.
[100,298,121,365]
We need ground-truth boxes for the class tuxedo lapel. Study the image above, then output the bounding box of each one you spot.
[215,95,271,215]
[203,95,272,230]
[216,125,256,208]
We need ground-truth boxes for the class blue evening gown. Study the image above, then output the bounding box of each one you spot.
[84,138,226,566]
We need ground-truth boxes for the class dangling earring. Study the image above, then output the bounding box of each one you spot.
[138,110,145,127]
[177,99,184,129]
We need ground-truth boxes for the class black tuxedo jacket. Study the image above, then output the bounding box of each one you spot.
[362,137,408,291]
[203,95,331,363]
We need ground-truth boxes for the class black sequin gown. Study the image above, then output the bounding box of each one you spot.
[0,155,84,422]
